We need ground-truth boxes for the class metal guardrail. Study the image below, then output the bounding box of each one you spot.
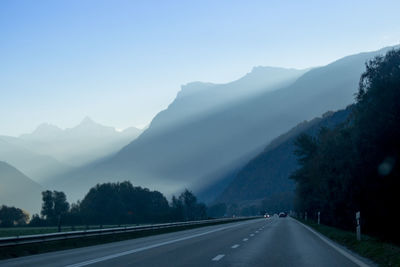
[0,216,259,247]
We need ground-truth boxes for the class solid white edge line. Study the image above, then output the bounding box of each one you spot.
[293,218,371,267]
[212,254,225,261]
[65,220,257,267]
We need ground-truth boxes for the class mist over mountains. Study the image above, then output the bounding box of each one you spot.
[0,137,70,182]
[0,118,142,182]
[0,161,43,214]
[43,46,397,203]
[19,117,142,167]
[216,106,352,209]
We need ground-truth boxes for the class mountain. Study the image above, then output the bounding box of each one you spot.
[18,117,142,167]
[215,106,352,210]
[0,137,70,182]
[156,67,308,131]
[46,67,307,199]
[0,161,43,215]
[47,46,396,202]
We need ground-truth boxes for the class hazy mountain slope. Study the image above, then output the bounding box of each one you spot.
[18,117,142,167]
[216,107,352,206]
[150,67,308,131]
[47,67,307,199]
[0,137,70,182]
[48,46,395,202]
[0,161,43,215]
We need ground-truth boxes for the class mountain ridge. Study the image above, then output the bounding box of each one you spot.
[46,46,397,202]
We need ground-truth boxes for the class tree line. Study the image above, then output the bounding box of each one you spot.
[291,48,400,243]
[0,181,209,228]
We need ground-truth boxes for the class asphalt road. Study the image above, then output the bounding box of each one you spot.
[0,217,372,267]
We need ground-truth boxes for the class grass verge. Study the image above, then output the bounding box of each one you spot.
[295,218,400,267]
[0,218,252,260]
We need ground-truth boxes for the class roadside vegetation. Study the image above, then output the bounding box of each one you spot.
[291,48,400,244]
[296,218,400,267]
[0,182,208,236]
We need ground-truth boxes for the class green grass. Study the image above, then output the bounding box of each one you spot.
[295,218,400,267]
[0,224,142,238]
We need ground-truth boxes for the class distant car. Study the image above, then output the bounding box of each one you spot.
[263,214,270,218]
[279,212,287,218]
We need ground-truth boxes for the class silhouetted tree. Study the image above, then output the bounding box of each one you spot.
[29,213,47,227]
[171,195,184,221]
[0,205,29,227]
[41,190,70,228]
[80,181,171,225]
[171,189,207,221]
[291,48,400,243]
[207,203,227,218]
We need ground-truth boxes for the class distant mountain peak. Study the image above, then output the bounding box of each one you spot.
[26,123,63,138]
[79,116,97,126]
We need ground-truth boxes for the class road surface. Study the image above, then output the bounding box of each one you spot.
[0,217,372,267]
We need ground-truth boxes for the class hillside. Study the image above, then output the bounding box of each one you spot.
[0,137,70,182]
[47,46,395,202]
[0,161,43,215]
[216,106,352,209]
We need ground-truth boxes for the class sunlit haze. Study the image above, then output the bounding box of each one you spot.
[1,0,399,136]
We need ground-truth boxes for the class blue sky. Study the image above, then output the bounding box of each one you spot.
[1,0,399,136]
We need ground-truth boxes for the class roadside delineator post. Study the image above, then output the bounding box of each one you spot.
[305,212,307,221]
[317,211,320,225]
[356,211,361,241]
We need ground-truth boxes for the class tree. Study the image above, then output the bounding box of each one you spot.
[41,190,70,227]
[207,203,227,218]
[41,190,54,221]
[171,195,184,221]
[171,189,207,221]
[179,189,197,221]
[291,48,400,243]
[0,205,29,227]
[29,214,46,227]
[79,181,171,225]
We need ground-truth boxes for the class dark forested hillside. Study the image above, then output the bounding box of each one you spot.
[216,106,352,211]
[291,48,400,243]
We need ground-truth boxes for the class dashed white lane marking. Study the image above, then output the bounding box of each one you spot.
[250,234,255,236]
[231,244,240,249]
[255,231,259,233]
[65,220,254,267]
[243,238,248,241]
[212,254,225,261]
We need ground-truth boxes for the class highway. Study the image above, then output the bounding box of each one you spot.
[0,217,372,267]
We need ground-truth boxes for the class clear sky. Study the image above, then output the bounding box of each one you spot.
[1,0,399,136]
